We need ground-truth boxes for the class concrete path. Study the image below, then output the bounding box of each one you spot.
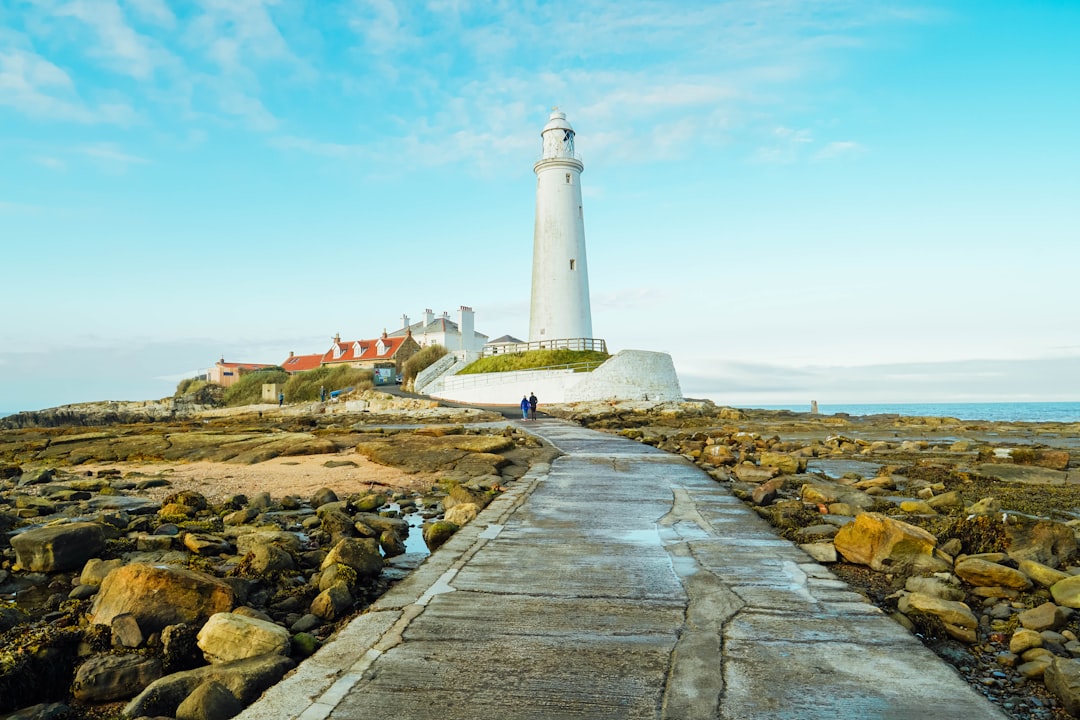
[238,420,1006,720]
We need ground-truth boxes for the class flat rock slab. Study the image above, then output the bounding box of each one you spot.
[236,420,1006,720]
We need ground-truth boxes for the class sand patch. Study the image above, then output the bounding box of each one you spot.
[76,451,439,504]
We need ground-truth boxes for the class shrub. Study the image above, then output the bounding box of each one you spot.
[402,344,448,387]
[222,367,290,406]
[175,378,223,406]
[284,365,374,402]
[457,349,608,375]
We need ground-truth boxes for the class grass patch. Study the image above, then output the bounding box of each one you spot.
[174,378,211,397]
[285,365,374,402]
[457,349,609,375]
[222,367,291,406]
[402,344,448,387]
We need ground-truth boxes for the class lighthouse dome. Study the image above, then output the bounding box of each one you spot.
[542,110,574,135]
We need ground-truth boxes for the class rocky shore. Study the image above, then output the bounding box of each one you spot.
[0,398,554,720]
[5,395,1080,719]
[548,399,1080,719]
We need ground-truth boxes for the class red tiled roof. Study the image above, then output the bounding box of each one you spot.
[323,336,410,364]
[281,353,323,373]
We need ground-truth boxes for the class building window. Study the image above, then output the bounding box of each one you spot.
[565,173,571,184]
[570,259,576,270]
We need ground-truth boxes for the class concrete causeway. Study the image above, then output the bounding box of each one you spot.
[237,419,1007,720]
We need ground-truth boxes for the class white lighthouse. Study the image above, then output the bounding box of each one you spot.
[529,109,593,343]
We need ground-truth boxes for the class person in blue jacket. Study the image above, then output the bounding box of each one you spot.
[520,395,530,420]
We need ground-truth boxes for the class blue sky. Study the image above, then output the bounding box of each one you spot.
[1,0,1078,413]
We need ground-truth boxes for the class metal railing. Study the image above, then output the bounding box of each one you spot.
[482,337,607,358]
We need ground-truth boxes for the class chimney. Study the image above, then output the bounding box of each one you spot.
[289,351,294,358]
[424,308,434,325]
[401,313,410,330]
[381,329,388,339]
[333,333,340,344]
[459,305,475,352]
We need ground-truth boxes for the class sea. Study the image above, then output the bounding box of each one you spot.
[749,402,1080,424]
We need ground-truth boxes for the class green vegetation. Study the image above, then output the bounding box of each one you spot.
[173,365,375,407]
[222,367,290,406]
[285,365,374,402]
[457,349,609,375]
[173,377,226,406]
[402,344,448,387]
[175,377,203,396]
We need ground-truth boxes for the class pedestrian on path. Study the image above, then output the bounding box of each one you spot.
[520,395,530,420]
[528,392,538,420]
[278,392,284,407]
[320,386,326,402]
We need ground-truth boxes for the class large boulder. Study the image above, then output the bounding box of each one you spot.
[196,613,290,664]
[954,558,1033,591]
[123,654,295,718]
[1018,602,1068,632]
[423,520,459,552]
[80,558,124,586]
[444,503,479,526]
[1005,520,1077,568]
[1045,657,1080,716]
[10,522,105,572]
[899,591,978,643]
[758,451,802,475]
[310,581,354,621]
[800,481,875,512]
[1019,559,1071,588]
[319,538,383,579]
[1051,576,1080,609]
[175,679,243,720]
[72,654,163,703]
[977,463,1070,485]
[89,564,235,634]
[244,544,295,575]
[833,512,944,573]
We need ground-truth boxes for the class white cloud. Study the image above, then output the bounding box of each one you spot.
[187,0,300,72]
[81,142,150,169]
[0,200,44,213]
[34,156,66,170]
[754,126,813,163]
[123,0,177,28]
[0,49,136,123]
[271,135,367,158]
[349,0,410,54]
[218,90,277,130]
[55,0,168,80]
[814,140,865,160]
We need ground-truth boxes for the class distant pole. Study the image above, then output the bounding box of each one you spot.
[811,400,819,414]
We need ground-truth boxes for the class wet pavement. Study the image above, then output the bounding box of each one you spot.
[236,419,1006,720]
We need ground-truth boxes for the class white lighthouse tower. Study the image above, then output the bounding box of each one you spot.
[529,109,593,344]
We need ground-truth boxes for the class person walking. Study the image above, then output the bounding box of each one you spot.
[320,386,326,403]
[528,392,538,420]
[520,395,530,420]
[278,391,284,407]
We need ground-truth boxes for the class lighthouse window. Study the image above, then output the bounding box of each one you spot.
[565,173,571,184]
[570,259,576,270]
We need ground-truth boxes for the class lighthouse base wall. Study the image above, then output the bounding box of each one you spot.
[428,350,682,405]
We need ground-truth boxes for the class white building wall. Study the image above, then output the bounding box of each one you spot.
[429,350,682,405]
